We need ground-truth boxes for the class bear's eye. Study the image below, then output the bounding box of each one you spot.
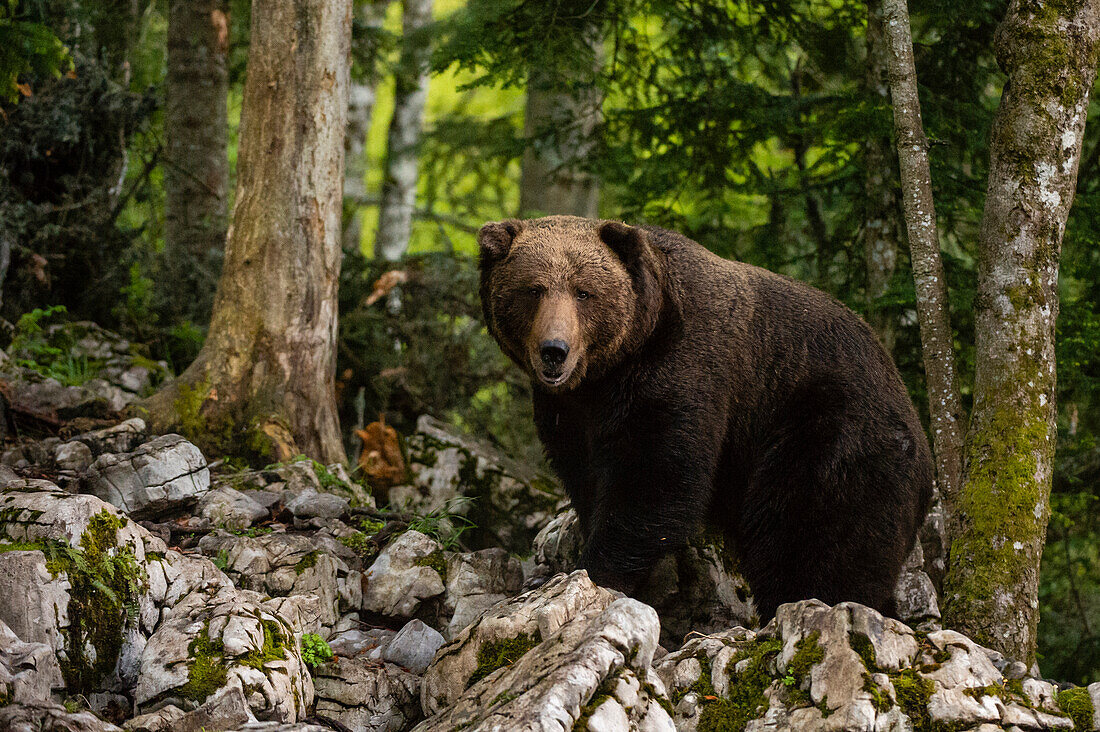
[527,287,543,298]
[576,290,591,301]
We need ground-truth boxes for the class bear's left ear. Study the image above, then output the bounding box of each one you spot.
[599,221,646,263]
[478,220,523,264]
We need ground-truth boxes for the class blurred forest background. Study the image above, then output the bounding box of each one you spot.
[0,0,1097,683]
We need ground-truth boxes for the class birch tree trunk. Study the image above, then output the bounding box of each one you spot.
[374,0,433,262]
[141,0,352,465]
[343,0,393,253]
[942,0,1100,663]
[863,0,900,356]
[164,0,229,324]
[519,29,602,218]
[882,0,966,555]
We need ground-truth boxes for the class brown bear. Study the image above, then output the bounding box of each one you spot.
[478,215,932,621]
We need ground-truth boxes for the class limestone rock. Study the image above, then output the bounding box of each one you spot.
[286,489,349,520]
[198,487,269,531]
[312,658,422,732]
[0,701,125,731]
[135,585,313,723]
[442,547,524,638]
[0,616,65,704]
[85,435,210,519]
[197,530,351,631]
[413,597,672,732]
[383,619,445,674]
[420,570,618,716]
[361,530,446,619]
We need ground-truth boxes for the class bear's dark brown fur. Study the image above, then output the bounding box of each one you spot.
[479,215,932,620]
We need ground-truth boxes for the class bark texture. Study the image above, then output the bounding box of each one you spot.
[943,0,1100,663]
[374,0,433,262]
[882,0,966,557]
[142,0,352,464]
[343,0,393,253]
[863,0,901,356]
[165,0,229,324]
[518,29,603,218]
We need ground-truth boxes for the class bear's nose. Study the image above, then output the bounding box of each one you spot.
[539,340,569,369]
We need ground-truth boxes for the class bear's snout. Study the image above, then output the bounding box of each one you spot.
[539,339,570,369]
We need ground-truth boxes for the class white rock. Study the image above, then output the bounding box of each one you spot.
[85,435,210,519]
[362,530,446,619]
[383,619,445,674]
[198,487,269,530]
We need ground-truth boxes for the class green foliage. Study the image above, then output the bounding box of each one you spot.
[6,305,97,385]
[178,622,228,703]
[300,633,334,670]
[0,1,71,103]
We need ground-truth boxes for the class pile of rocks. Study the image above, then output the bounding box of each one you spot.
[0,400,1094,731]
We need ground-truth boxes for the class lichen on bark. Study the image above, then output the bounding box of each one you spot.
[942,0,1100,664]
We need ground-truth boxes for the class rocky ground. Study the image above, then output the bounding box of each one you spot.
[0,323,1097,732]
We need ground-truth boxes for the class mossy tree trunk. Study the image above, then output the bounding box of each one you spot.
[882,0,964,586]
[141,0,352,465]
[374,0,433,262]
[164,0,229,324]
[518,27,603,218]
[942,0,1100,664]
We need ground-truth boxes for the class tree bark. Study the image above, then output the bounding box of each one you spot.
[164,0,229,324]
[863,0,901,356]
[882,0,966,556]
[343,0,393,253]
[141,0,352,465]
[943,0,1100,664]
[374,0,433,262]
[518,28,603,218]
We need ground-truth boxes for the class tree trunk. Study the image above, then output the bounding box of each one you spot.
[141,0,352,465]
[374,0,433,262]
[882,0,966,557]
[164,0,229,324]
[518,29,602,218]
[943,0,1100,664]
[343,0,393,253]
[863,0,900,356]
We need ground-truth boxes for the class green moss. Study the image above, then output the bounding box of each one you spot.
[49,510,148,694]
[864,674,892,713]
[816,695,834,718]
[338,531,374,557]
[177,621,228,703]
[294,550,321,575]
[240,618,288,670]
[468,631,541,687]
[891,668,935,732]
[943,371,1052,655]
[850,631,877,671]
[1056,687,1095,730]
[572,673,619,731]
[671,637,782,732]
[414,550,448,582]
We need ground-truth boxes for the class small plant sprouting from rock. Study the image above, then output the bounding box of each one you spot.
[406,496,477,550]
[300,632,333,670]
[212,549,230,571]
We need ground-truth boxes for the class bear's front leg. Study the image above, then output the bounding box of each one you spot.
[576,418,721,594]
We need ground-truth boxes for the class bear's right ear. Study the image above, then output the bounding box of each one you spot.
[478,220,523,264]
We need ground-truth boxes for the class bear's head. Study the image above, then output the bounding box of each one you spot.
[478,215,667,391]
